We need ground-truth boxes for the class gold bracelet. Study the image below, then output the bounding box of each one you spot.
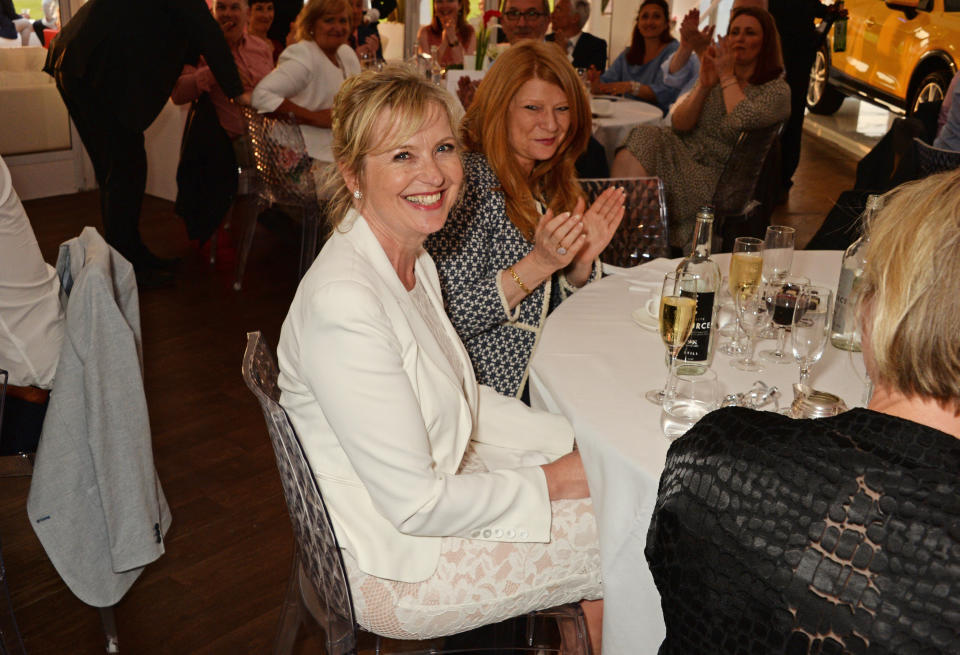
[508,266,531,295]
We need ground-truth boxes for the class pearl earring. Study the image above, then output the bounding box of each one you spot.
[353,189,363,200]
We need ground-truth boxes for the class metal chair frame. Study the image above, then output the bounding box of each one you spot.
[241,332,590,655]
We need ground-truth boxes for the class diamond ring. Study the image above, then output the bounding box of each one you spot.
[557,247,567,256]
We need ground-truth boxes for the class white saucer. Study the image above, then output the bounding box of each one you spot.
[631,307,658,331]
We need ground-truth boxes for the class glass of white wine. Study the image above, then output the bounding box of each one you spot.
[719,237,764,356]
[646,271,698,405]
[791,284,834,387]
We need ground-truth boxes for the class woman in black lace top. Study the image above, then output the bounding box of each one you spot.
[647,170,960,654]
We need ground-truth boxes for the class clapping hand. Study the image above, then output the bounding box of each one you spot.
[457,76,480,109]
[531,209,586,272]
[569,186,626,269]
[699,44,720,88]
[712,36,735,80]
[679,9,714,57]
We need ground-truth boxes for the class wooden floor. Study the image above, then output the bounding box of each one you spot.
[2,130,856,655]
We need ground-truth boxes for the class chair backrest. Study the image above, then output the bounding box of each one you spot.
[913,136,960,178]
[241,332,357,655]
[240,106,317,209]
[579,177,669,267]
[711,123,783,218]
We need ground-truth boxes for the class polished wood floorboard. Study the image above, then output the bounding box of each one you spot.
[3,131,856,654]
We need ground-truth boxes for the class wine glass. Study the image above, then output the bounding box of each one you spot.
[760,275,809,364]
[719,237,764,357]
[732,282,771,371]
[646,271,698,405]
[762,226,796,282]
[759,226,796,338]
[791,284,834,387]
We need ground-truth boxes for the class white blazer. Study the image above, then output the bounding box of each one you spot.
[277,211,575,583]
[252,41,361,162]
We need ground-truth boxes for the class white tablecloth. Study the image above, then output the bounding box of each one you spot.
[528,251,867,654]
[591,97,664,168]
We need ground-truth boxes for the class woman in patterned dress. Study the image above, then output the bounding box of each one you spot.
[278,66,604,651]
[611,6,790,250]
[426,40,625,401]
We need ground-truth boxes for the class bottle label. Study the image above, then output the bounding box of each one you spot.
[678,291,715,362]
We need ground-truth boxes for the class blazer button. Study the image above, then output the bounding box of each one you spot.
[482,529,492,538]
[519,529,528,538]
[494,528,503,538]
[471,530,480,538]
[506,528,516,538]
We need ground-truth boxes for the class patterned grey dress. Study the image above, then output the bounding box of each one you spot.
[425,152,600,399]
[624,78,790,249]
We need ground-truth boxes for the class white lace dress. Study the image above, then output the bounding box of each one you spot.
[340,280,603,640]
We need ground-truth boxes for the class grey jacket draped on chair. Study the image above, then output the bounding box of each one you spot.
[27,226,171,608]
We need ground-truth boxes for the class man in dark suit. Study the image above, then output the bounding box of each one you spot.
[45,0,245,286]
[546,0,606,73]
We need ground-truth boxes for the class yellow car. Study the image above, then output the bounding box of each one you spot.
[807,0,960,115]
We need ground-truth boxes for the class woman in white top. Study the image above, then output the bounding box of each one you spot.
[252,0,361,162]
[277,66,603,651]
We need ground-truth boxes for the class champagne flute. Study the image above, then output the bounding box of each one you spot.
[732,281,771,371]
[791,284,834,387]
[646,271,698,405]
[719,237,764,356]
[760,275,809,363]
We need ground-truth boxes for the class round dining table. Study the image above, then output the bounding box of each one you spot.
[528,251,868,654]
[591,96,664,168]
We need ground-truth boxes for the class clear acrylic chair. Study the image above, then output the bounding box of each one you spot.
[710,123,783,251]
[241,331,590,655]
[578,176,669,267]
[912,136,960,178]
[234,106,326,291]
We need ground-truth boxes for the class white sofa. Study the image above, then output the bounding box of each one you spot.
[0,46,71,156]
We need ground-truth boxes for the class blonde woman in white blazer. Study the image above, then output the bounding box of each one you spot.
[277,67,603,650]
[251,0,361,162]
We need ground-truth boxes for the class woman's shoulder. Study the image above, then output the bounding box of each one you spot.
[462,151,499,187]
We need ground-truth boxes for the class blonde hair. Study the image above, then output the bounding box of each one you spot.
[461,40,590,240]
[294,0,352,42]
[859,170,960,413]
[322,65,463,230]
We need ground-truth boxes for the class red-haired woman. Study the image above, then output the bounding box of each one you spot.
[426,40,624,402]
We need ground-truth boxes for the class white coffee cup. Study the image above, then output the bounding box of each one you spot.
[591,98,612,115]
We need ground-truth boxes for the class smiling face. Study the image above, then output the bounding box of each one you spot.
[214,0,249,45]
[351,105,463,250]
[635,2,667,40]
[728,14,764,66]
[313,9,351,55]
[506,77,571,174]
[501,0,550,43]
[248,1,274,37]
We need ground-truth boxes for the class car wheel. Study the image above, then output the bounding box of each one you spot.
[807,47,846,115]
[909,69,952,115]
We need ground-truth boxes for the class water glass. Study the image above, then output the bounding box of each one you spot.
[661,367,720,441]
[762,225,796,282]
[791,284,834,386]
